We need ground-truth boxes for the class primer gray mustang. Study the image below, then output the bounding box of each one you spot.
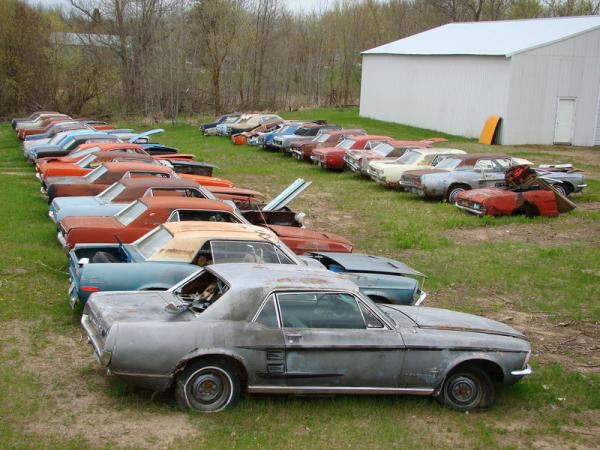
[82,264,532,413]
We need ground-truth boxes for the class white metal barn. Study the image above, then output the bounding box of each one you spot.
[359,16,600,146]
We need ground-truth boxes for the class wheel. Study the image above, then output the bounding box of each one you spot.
[175,360,240,412]
[552,183,569,197]
[438,365,495,411]
[446,186,469,203]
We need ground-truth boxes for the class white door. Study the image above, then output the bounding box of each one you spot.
[553,98,576,145]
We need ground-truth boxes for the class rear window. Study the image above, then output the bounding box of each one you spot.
[114,200,148,226]
[136,227,173,259]
[96,182,126,202]
[84,165,108,182]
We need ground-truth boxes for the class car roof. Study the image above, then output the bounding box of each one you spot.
[148,222,280,262]
[102,161,174,173]
[327,129,366,136]
[139,196,234,211]
[209,263,358,293]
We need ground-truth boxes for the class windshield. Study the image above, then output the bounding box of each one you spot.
[210,241,294,265]
[76,154,97,168]
[83,165,108,182]
[114,200,148,226]
[396,150,422,165]
[136,227,173,259]
[96,182,126,202]
[69,145,101,159]
[372,143,394,156]
[316,133,330,143]
[434,158,462,170]
[336,139,355,150]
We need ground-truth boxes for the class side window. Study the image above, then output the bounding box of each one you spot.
[177,210,240,223]
[494,159,512,170]
[127,171,170,179]
[474,159,495,171]
[359,303,384,329]
[254,295,279,328]
[277,292,366,329]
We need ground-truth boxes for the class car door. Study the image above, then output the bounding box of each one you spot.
[475,158,508,187]
[276,291,406,389]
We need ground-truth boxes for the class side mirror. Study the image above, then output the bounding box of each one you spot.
[165,303,187,314]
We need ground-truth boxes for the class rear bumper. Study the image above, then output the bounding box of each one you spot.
[511,365,532,377]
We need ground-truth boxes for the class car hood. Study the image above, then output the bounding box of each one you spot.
[458,188,511,202]
[383,305,527,340]
[87,291,195,330]
[52,195,101,211]
[313,146,344,155]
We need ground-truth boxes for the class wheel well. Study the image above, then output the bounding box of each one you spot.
[367,295,390,304]
[179,354,248,385]
[448,183,471,192]
[447,359,504,383]
[554,181,573,194]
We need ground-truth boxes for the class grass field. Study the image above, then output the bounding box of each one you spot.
[1,108,598,448]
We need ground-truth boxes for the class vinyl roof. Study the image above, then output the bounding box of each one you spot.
[363,15,600,57]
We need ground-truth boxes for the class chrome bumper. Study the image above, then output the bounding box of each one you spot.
[40,186,48,198]
[81,313,108,365]
[511,365,533,376]
[414,289,427,306]
[344,158,360,172]
[455,203,485,216]
[57,231,68,249]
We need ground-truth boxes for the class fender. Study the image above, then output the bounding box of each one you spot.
[433,353,506,395]
[173,347,250,377]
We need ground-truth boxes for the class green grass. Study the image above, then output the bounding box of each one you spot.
[1,109,599,448]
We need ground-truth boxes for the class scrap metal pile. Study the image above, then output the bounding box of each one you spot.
[10,110,547,413]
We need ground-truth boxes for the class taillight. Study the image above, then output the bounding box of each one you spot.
[81,286,100,292]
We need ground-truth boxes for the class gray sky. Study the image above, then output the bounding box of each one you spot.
[27,0,334,14]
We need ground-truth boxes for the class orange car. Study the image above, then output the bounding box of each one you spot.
[35,142,195,169]
[37,150,233,188]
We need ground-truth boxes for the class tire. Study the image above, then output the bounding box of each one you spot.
[438,365,495,411]
[552,183,569,197]
[446,185,469,203]
[175,360,240,412]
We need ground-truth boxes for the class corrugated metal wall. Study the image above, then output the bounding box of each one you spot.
[504,28,600,146]
[359,54,511,139]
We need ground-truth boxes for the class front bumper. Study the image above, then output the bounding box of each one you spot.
[57,231,68,249]
[414,289,427,306]
[402,185,427,197]
[344,156,361,173]
[455,203,485,216]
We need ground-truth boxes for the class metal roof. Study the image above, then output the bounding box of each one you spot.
[362,15,600,57]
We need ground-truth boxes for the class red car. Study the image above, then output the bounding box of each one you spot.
[455,165,576,217]
[289,129,367,160]
[59,197,241,249]
[310,135,394,170]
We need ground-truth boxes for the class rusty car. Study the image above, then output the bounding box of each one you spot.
[344,138,447,175]
[367,148,467,187]
[270,124,341,153]
[311,135,394,171]
[81,263,532,412]
[455,165,579,217]
[290,129,367,161]
[398,154,566,203]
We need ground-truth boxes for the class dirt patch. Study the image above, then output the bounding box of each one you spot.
[1,321,195,448]
[488,310,600,373]
[446,219,600,247]
[577,201,600,211]
[0,171,30,176]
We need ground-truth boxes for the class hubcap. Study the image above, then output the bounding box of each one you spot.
[450,376,477,404]
[192,373,224,404]
[449,189,465,203]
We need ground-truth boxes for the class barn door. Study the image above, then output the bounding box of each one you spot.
[553,98,576,145]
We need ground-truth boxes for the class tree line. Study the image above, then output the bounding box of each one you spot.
[1,0,598,119]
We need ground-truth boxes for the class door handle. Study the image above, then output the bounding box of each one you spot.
[284,332,302,343]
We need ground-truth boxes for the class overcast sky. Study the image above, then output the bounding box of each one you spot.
[26,0,334,14]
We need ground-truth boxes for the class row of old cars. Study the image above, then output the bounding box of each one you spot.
[11,110,534,413]
[205,112,586,217]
